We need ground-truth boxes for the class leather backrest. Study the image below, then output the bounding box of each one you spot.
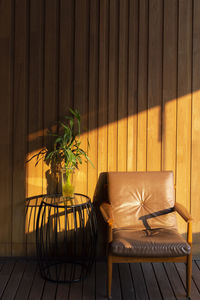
[108,171,177,231]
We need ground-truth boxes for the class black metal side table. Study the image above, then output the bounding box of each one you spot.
[36,193,97,283]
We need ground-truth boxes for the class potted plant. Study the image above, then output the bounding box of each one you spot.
[28,108,93,199]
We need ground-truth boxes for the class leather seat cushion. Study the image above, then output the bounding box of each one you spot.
[110,227,191,257]
[108,171,178,230]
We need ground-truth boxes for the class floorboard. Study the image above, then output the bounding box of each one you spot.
[0,260,15,298]
[67,267,83,300]
[95,261,107,300]
[164,262,187,300]
[28,267,45,300]
[191,261,200,294]
[1,260,26,300]
[42,280,58,300]
[82,264,96,300]
[119,263,136,300]
[55,280,70,299]
[153,263,176,300]
[0,258,200,299]
[130,263,149,300]
[111,264,122,300]
[141,262,162,300]
[15,260,37,300]
[175,262,200,300]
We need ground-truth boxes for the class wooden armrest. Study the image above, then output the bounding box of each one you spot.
[175,203,193,245]
[100,202,113,226]
[175,202,193,223]
[100,202,113,243]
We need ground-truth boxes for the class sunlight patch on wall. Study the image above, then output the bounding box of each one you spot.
[162,97,176,173]
[26,149,43,197]
[28,130,43,142]
[27,177,43,188]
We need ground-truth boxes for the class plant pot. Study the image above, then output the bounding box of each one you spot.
[61,167,75,198]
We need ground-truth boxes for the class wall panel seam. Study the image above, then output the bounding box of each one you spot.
[10,0,16,256]
[190,0,194,214]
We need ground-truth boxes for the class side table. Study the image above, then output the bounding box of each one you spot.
[36,193,97,283]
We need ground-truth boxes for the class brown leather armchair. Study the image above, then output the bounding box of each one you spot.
[100,171,192,299]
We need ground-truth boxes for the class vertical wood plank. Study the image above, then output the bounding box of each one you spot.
[147,0,163,171]
[98,0,108,176]
[117,0,128,171]
[0,0,12,256]
[88,0,99,198]
[74,0,89,195]
[137,0,148,171]
[12,0,27,256]
[43,0,59,194]
[162,0,177,177]
[176,0,192,229]
[27,0,44,199]
[127,0,138,172]
[107,0,118,172]
[26,0,44,256]
[191,0,200,234]
[0,0,200,257]
[59,0,74,116]
[58,0,74,195]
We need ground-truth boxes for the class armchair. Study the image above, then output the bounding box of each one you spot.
[100,171,192,299]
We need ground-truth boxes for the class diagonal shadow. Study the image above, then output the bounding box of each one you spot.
[139,207,175,236]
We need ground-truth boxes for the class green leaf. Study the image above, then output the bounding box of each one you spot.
[69,108,80,120]
[27,108,94,170]
[67,149,76,164]
[77,156,82,164]
[79,148,95,168]
[64,116,73,121]
[55,137,62,144]
[60,122,70,131]
[69,119,74,129]
[47,132,58,137]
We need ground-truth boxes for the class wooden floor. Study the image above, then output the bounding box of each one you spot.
[0,258,200,300]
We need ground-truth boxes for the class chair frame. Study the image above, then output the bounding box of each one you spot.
[100,201,192,299]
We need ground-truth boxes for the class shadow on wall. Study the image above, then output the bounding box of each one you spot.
[45,169,62,195]
[25,172,109,258]
[25,1,200,243]
[25,172,200,258]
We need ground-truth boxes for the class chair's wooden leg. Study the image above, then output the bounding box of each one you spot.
[187,253,192,298]
[108,255,112,299]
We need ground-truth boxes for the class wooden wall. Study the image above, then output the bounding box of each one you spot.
[0,0,200,256]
